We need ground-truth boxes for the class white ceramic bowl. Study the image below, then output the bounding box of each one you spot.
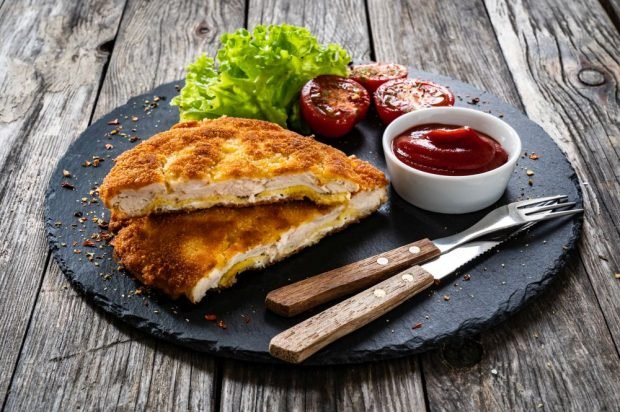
[382,107,521,214]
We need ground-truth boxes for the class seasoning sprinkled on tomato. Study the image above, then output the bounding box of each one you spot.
[375,79,455,124]
[300,75,370,138]
[350,63,408,93]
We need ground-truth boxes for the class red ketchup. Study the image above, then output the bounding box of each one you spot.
[392,124,508,176]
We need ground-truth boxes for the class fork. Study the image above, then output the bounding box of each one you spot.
[266,195,582,317]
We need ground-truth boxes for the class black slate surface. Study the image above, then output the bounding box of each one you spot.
[45,70,582,365]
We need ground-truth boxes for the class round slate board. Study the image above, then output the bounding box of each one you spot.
[45,69,582,365]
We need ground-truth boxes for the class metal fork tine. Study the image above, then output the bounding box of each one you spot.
[516,195,568,208]
[526,208,583,222]
[524,202,576,215]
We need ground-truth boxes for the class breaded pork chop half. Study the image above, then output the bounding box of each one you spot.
[112,187,387,303]
[99,117,387,218]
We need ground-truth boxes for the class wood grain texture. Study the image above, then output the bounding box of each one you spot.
[221,357,426,412]
[0,0,126,405]
[3,0,245,409]
[270,267,435,363]
[369,0,620,410]
[485,0,620,351]
[247,0,371,61]
[367,0,523,108]
[266,238,440,317]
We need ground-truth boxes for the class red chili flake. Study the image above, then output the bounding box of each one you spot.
[61,181,75,190]
[529,153,539,160]
[412,322,423,330]
[463,274,471,281]
[216,320,227,329]
[83,239,95,247]
[241,314,251,324]
[204,314,217,321]
[105,143,114,150]
[107,118,120,125]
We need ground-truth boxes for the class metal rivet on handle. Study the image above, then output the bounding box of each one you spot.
[409,246,421,254]
[373,289,386,298]
[377,257,389,265]
[402,274,414,282]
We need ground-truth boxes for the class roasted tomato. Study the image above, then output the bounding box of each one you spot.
[374,79,455,125]
[350,63,408,93]
[300,75,370,138]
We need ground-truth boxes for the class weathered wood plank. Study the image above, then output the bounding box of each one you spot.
[221,357,426,412]
[220,1,426,410]
[246,0,371,61]
[485,0,620,349]
[369,0,620,410]
[3,0,245,410]
[0,0,126,405]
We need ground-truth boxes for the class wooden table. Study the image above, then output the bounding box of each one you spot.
[1,0,619,410]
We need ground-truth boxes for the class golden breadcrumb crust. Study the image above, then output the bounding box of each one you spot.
[112,201,335,301]
[99,117,387,206]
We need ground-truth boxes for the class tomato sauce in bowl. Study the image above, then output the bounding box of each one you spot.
[392,124,508,176]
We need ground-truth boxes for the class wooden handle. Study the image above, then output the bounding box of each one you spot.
[265,238,439,317]
[269,266,435,364]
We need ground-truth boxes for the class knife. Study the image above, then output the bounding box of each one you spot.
[269,235,510,364]
[265,195,578,317]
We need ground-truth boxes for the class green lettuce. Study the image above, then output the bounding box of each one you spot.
[170,24,351,131]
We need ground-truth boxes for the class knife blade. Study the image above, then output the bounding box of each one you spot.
[269,231,520,364]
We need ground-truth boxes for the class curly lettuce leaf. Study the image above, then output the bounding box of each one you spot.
[171,24,351,131]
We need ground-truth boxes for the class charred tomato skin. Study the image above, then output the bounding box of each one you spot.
[300,75,370,138]
[350,63,408,93]
[374,78,455,125]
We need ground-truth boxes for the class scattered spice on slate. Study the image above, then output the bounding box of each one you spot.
[526,169,535,176]
[61,181,75,190]
[62,169,72,177]
[615,273,620,279]
[529,153,540,160]
[528,179,534,186]
[105,143,114,150]
[443,295,450,301]
[205,314,217,321]
[129,135,140,142]
[131,116,139,122]
[412,322,423,330]
[463,274,471,281]
[107,118,120,125]
[83,239,95,247]
[241,314,251,324]
[468,97,480,105]
[217,320,227,329]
